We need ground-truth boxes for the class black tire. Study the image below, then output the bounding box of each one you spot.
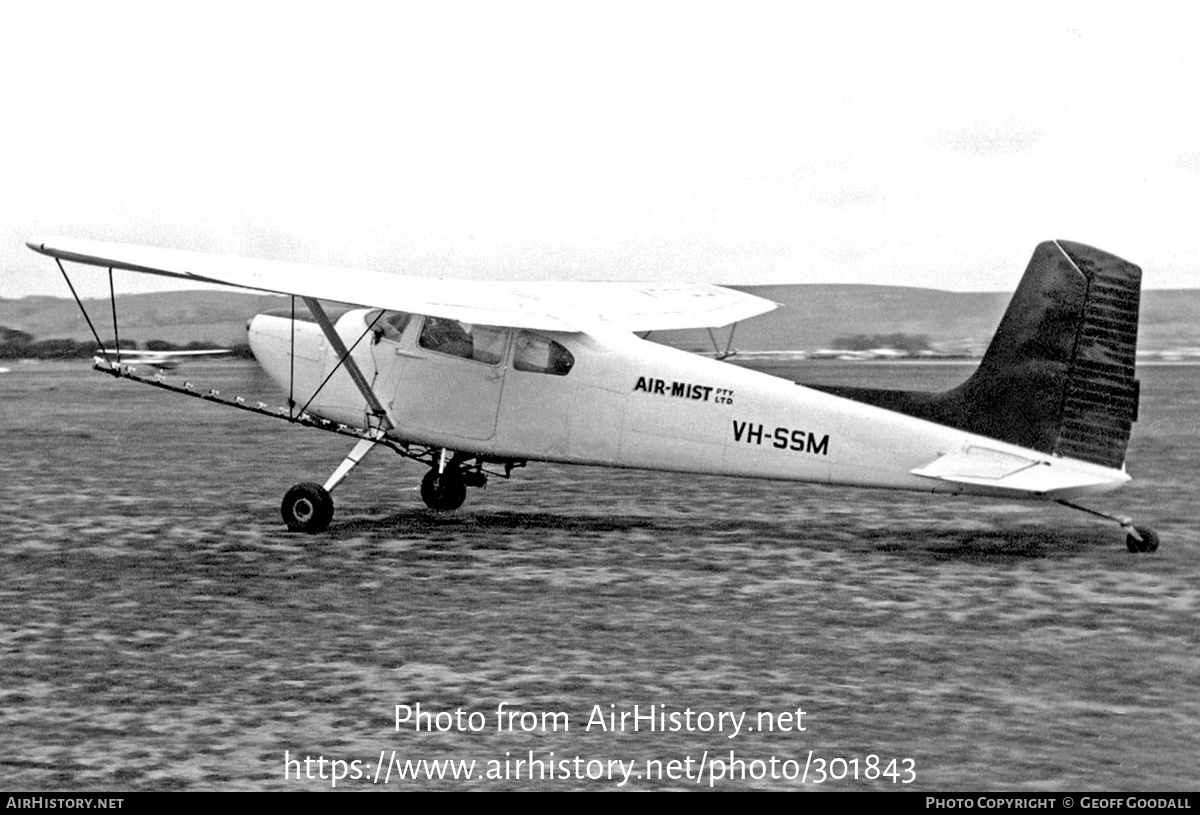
[420,468,467,511]
[281,482,334,533]
[1126,525,1160,554]
[1142,527,1160,552]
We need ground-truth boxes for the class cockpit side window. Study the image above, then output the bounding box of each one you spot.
[419,317,509,365]
[370,310,413,342]
[513,331,575,376]
[383,311,412,337]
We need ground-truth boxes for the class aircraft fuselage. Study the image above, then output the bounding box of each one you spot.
[248,309,1127,500]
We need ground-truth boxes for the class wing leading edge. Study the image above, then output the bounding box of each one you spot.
[26,236,777,333]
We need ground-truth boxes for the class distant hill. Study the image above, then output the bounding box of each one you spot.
[2,286,1199,353]
[658,285,1200,354]
[0,291,289,345]
[729,285,1012,353]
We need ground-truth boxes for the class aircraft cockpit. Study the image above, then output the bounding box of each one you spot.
[419,317,488,361]
[367,309,575,378]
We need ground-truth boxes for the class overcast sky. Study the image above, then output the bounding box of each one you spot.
[2,1,1197,299]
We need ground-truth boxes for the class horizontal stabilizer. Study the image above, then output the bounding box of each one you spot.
[911,447,1126,494]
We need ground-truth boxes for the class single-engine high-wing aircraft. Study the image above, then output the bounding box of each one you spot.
[26,236,1158,552]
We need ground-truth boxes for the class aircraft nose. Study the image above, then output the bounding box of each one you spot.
[247,313,269,335]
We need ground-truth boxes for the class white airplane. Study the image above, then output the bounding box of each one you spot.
[26,236,1158,552]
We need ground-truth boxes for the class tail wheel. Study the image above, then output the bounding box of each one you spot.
[282,482,334,533]
[420,468,467,511]
[1125,526,1160,554]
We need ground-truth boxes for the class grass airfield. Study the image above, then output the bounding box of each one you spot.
[2,359,1197,790]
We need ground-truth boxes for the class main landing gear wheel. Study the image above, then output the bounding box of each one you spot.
[1125,525,1160,554]
[420,468,466,511]
[282,482,334,533]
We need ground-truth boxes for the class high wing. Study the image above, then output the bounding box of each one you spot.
[26,236,776,332]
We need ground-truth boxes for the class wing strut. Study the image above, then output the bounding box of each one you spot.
[289,295,297,413]
[296,297,397,432]
[706,321,739,359]
[55,259,112,364]
[108,269,121,365]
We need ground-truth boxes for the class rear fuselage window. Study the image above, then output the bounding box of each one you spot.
[513,331,574,375]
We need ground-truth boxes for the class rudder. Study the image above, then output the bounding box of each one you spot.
[1044,240,1141,467]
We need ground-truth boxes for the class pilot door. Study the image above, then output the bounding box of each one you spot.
[370,313,509,441]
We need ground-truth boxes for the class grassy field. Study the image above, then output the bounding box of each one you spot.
[1,359,1196,790]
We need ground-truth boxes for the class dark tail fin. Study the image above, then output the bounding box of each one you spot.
[955,240,1141,466]
[808,240,1142,468]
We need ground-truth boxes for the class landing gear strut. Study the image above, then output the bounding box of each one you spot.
[1056,499,1160,554]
